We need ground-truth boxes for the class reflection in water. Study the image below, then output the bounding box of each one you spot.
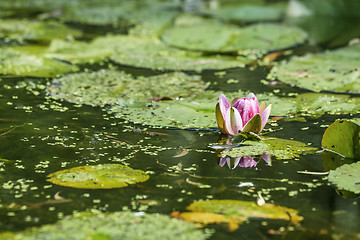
[219,153,271,169]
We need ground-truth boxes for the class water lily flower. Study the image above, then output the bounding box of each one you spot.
[215,93,271,135]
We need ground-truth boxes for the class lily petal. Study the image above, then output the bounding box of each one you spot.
[233,157,241,169]
[260,104,272,132]
[215,103,227,134]
[259,102,266,114]
[229,107,243,135]
[261,153,271,165]
[218,94,230,120]
[242,113,262,134]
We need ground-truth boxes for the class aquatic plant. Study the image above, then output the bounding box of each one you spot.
[215,93,271,135]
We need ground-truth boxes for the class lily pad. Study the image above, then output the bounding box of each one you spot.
[47,164,149,189]
[45,35,247,70]
[222,137,317,160]
[0,20,82,42]
[0,211,207,240]
[201,0,286,23]
[268,43,360,93]
[321,119,360,159]
[0,48,78,78]
[161,15,307,55]
[183,199,302,228]
[47,69,207,106]
[109,35,248,71]
[328,161,360,194]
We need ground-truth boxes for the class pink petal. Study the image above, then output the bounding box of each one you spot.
[219,158,229,167]
[261,153,271,165]
[218,94,230,120]
[260,104,272,132]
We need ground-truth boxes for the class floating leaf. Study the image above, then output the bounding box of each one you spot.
[222,137,317,160]
[0,211,207,240]
[201,0,286,23]
[269,43,360,93]
[328,161,360,194]
[47,69,207,106]
[162,15,307,55]
[321,120,360,159]
[0,48,78,78]
[0,20,82,42]
[47,164,149,189]
[183,199,302,228]
[176,212,243,231]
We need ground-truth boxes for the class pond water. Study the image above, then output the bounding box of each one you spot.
[0,1,360,239]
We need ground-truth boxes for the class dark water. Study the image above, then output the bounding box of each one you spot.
[1,2,360,240]
[1,65,359,239]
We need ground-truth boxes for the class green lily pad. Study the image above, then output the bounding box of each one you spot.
[268,43,360,93]
[321,119,360,159]
[222,137,317,160]
[45,35,247,70]
[186,199,302,225]
[328,161,360,194]
[161,15,307,55]
[47,69,208,106]
[201,0,286,23]
[47,164,149,189]
[0,211,207,240]
[109,35,248,71]
[0,20,82,42]
[0,48,78,78]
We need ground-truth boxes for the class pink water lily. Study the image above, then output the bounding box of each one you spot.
[215,93,271,135]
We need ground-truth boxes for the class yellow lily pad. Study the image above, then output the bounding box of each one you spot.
[186,200,302,225]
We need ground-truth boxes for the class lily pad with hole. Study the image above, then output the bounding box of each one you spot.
[268,43,360,93]
[47,164,149,189]
[328,161,360,194]
[47,69,208,106]
[321,119,360,159]
[0,211,208,240]
[222,137,317,160]
[179,199,302,230]
[201,0,286,23]
[0,20,82,42]
[161,15,307,55]
[0,48,78,78]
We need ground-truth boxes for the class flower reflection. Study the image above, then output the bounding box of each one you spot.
[219,153,271,169]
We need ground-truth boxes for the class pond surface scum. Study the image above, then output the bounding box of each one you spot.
[0,0,360,239]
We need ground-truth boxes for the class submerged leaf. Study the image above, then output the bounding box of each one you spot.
[0,211,207,240]
[47,164,149,189]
